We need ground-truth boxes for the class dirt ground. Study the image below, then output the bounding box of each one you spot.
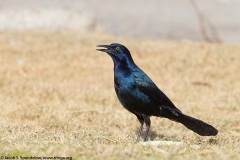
[0,31,239,159]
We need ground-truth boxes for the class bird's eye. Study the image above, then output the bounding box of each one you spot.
[116,47,119,50]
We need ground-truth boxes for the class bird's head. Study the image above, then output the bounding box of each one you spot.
[96,43,133,63]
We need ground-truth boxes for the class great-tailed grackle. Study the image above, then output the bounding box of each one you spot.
[96,43,218,142]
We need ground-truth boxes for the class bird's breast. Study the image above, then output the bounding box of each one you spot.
[114,73,157,115]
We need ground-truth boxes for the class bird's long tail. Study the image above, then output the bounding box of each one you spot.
[169,113,218,136]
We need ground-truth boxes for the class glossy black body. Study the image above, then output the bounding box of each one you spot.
[96,43,218,141]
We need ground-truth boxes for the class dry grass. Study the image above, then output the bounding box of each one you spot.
[0,31,239,159]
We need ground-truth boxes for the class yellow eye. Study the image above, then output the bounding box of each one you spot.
[116,47,119,50]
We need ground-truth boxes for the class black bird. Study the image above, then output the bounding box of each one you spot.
[96,43,218,141]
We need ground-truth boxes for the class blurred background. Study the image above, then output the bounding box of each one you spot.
[0,0,240,44]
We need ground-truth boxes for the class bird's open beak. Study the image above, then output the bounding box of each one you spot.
[96,45,112,53]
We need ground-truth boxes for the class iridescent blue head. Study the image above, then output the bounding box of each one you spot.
[96,43,134,64]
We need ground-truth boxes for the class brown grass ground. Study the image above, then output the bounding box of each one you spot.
[0,31,239,159]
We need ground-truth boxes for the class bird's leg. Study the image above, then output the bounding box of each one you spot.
[136,123,143,142]
[136,115,144,142]
[143,116,151,141]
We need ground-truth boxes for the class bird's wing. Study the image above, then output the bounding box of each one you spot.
[133,71,182,116]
